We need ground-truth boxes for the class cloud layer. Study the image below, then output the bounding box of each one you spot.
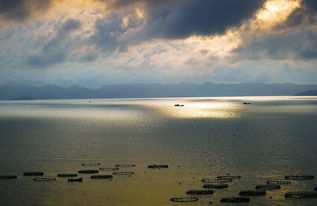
[0,0,317,87]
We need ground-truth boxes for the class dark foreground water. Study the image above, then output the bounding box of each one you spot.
[0,96,317,206]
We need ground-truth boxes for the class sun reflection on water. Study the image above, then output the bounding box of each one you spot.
[150,101,240,119]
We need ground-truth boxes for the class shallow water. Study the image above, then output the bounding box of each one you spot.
[0,96,317,206]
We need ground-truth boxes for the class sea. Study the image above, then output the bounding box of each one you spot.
[0,96,317,206]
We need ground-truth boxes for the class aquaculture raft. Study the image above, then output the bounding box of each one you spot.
[112,172,134,175]
[78,169,99,174]
[67,177,83,182]
[99,167,119,171]
[255,184,281,190]
[23,172,44,176]
[285,191,317,199]
[203,184,228,189]
[148,164,168,169]
[0,175,17,179]
[186,190,213,195]
[239,190,266,196]
[115,164,136,168]
[170,196,199,202]
[90,175,113,179]
[57,173,78,177]
[202,178,232,183]
[267,180,291,185]
[216,175,241,180]
[220,197,250,203]
[285,175,314,180]
[81,162,101,166]
[33,177,56,182]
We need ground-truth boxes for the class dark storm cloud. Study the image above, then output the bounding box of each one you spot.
[91,0,265,52]
[283,0,317,27]
[0,0,51,21]
[26,19,81,67]
[141,0,265,39]
[234,31,317,60]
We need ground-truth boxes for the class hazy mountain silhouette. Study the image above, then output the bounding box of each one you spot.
[295,90,317,96]
[1,82,317,100]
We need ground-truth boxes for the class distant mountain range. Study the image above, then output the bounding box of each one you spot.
[295,90,317,96]
[1,82,317,100]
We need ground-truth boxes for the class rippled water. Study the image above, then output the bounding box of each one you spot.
[0,96,317,206]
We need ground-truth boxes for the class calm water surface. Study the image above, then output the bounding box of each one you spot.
[0,96,317,206]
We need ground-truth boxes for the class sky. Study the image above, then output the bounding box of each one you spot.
[0,0,317,88]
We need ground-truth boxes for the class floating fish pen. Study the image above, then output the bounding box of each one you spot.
[202,178,233,183]
[186,190,213,195]
[57,173,78,177]
[112,171,134,175]
[115,164,136,168]
[285,175,314,180]
[285,191,317,199]
[170,196,199,202]
[239,190,266,196]
[68,177,83,182]
[148,164,168,169]
[255,184,281,190]
[33,177,56,182]
[267,180,291,185]
[91,175,113,179]
[216,175,241,180]
[78,169,99,174]
[203,184,228,189]
[220,197,250,203]
[81,162,101,166]
[23,172,44,176]
[99,167,119,171]
[0,175,17,179]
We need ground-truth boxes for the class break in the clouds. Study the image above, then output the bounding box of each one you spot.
[0,0,317,87]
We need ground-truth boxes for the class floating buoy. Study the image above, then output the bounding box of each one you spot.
[203,184,228,189]
[285,175,314,180]
[57,173,78,177]
[255,184,280,190]
[0,175,17,179]
[148,164,168,169]
[33,177,56,182]
[91,175,113,179]
[285,191,317,199]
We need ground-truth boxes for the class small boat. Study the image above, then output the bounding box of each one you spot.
[91,175,113,179]
[0,175,17,179]
[186,190,213,195]
[57,173,78,177]
[243,102,251,105]
[23,172,44,176]
[78,169,99,174]
[285,191,317,199]
[170,196,199,202]
[148,164,168,169]
[174,104,180,107]
[33,177,56,182]
[220,197,250,203]
[203,184,228,189]
[112,172,134,175]
[315,186,317,191]
[239,190,266,196]
[67,177,83,182]
[115,164,136,168]
[267,180,291,185]
[255,184,281,190]
[81,162,101,166]
[99,167,119,171]
[216,175,241,180]
[285,175,314,180]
